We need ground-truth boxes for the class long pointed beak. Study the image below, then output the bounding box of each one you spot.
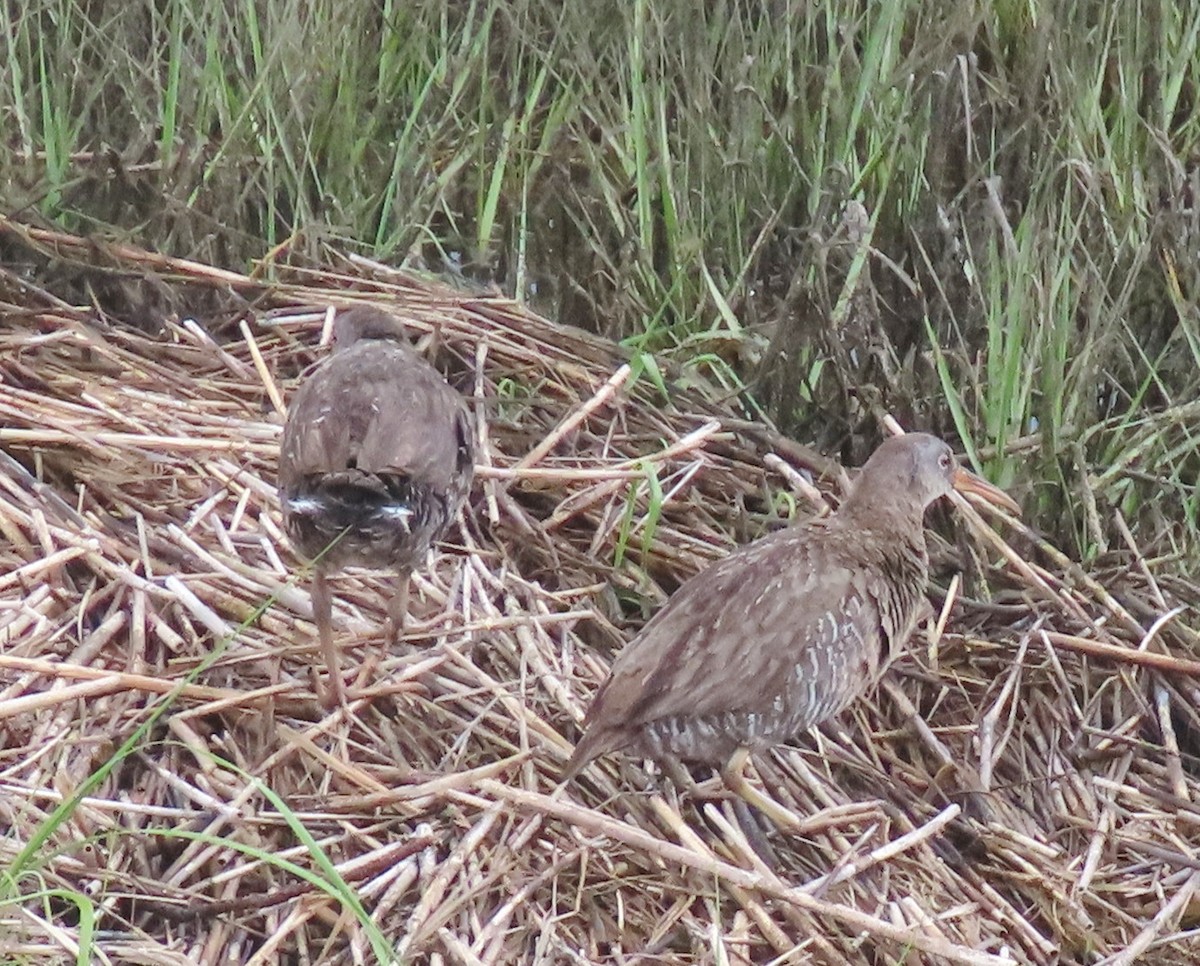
[953,466,1021,515]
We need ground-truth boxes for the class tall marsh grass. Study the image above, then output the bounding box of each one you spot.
[3,0,1200,559]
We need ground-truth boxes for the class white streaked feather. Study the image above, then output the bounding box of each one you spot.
[286,497,327,515]
[287,497,413,522]
[378,505,414,521]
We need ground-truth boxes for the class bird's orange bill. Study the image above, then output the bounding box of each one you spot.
[952,467,1021,515]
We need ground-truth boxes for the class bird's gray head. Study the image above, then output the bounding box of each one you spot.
[847,433,1019,517]
[332,307,411,351]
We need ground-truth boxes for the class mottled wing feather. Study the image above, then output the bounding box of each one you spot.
[569,523,885,772]
[280,341,470,493]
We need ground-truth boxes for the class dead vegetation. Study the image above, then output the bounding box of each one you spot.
[2,218,1200,964]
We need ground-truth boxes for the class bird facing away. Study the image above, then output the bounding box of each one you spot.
[562,433,1019,815]
[278,307,474,707]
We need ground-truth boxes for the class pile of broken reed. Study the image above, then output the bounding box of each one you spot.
[2,217,1200,964]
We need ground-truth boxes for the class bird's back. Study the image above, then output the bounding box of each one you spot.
[279,339,473,570]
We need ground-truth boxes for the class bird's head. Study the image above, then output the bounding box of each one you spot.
[332,307,412,351]
[847,433,1020,518]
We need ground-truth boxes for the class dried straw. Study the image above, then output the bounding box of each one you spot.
[2,217,1199,963]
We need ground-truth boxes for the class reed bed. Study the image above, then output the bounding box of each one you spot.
[1,218,1199,964]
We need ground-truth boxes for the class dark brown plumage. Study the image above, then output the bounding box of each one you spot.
[563,433,1019,809]
[278,307,474,706]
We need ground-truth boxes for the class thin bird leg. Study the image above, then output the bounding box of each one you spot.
[720,746,804,832]
[660,755,698,794]
[660,754,782,865]
[387,568,412,646]
[728,795,781,867]
[311,567,344,708]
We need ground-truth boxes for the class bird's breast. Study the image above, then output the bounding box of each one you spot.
[869,536,929,666]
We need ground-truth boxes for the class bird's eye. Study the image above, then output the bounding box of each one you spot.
[939,452,952,469]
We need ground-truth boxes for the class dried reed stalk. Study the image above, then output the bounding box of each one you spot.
[2,217,1199,963]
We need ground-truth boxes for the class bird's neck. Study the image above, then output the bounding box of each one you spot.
[837,483,928,536]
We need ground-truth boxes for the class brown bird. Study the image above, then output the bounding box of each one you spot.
[278,307,474,707]
[562,433,1018,820]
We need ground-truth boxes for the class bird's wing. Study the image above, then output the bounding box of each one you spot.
[280,343,470,492]
[279,360,352,484]
[584,524,879,732]
[357,363,470,490]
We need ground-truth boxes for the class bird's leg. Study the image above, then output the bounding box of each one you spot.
[657,756,702,810]
[312,567,344,709]
[728,795,781,867]
[720,747,804,833]
[387,568,412,646]
[915,595,940,661]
